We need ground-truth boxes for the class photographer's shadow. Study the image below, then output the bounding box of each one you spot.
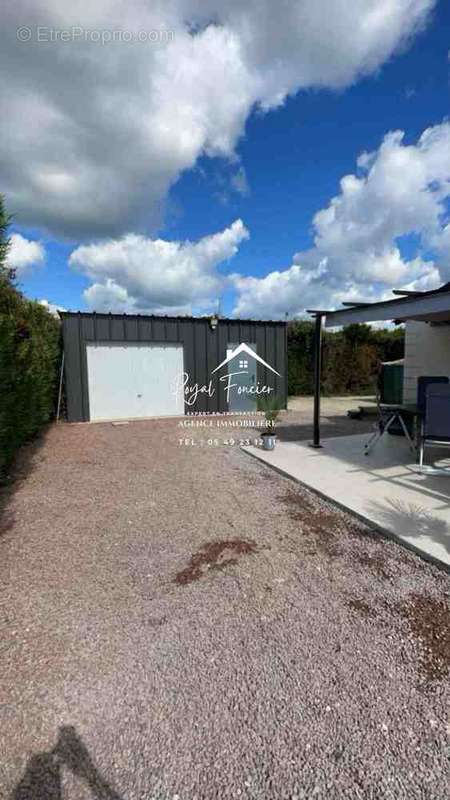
[12,725,123,800]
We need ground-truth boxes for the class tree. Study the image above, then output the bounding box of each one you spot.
[287,320,404,396]
[0,194,11,279]
[0,196,61,479]
[342,323,373,346]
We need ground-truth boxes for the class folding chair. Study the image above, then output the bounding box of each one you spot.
[364,400,415,455]
[418,384,450,468]
[364,364,415,455]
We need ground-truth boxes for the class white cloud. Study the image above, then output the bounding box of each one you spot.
[0,0,434,237]
[70,218,249,313]
[231,166,250,197]
[233,121,450,319]
[7,233,45,274]
[83,280,193,316]
[38,298,65,316]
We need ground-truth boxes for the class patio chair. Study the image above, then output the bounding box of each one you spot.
[364,366,415,456]
[418,383,450,468]
[417,375,448,413]
[364,398,415,455]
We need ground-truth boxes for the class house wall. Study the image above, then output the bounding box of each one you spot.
[403,321,450,403]
[61,313,287,422]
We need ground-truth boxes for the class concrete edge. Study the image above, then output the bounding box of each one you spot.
[241,445,450,575]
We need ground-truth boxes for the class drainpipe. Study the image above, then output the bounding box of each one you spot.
[310,312,324,448]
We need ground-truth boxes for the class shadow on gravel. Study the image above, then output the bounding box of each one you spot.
[12,725,123,800]
[0,426,51,540]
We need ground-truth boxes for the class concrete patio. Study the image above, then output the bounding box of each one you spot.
[244,433,450,568]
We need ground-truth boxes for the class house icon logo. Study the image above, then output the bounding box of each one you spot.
[211,342,281,377]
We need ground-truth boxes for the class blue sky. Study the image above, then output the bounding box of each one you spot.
[3,1,450,318]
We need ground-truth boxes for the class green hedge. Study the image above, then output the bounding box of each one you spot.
[288,320,404,396]
[0,276,61,479]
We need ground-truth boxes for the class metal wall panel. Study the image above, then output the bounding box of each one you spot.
[61,312,287,422]
[61,315,83,422]
[125,316,139,341]
[110,316,124,341]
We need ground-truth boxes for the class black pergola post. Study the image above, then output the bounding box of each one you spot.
[309,312,324,448]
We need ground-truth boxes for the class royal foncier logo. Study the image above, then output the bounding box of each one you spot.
[173,342,281,407]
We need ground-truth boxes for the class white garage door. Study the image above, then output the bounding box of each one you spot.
[86,343,185,421]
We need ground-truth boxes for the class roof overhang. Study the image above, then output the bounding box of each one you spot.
[323,290,450,328]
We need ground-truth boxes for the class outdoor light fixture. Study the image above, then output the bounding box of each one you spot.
[209,314,219,331]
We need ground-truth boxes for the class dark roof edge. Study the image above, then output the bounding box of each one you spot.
[325,288,450,318]
[58,311,286,325]
[323,287,450,327]
[324,282,450,321]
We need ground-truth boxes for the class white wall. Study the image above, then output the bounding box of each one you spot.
[403,321,450,403]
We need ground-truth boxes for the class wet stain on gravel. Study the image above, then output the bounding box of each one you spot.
[278,490,342,557]
[174,539,259,586]
[396,593,450,683]
[356,552,391,580]
[261,471,277,482]
[346,597,377,618]
[0,511,15,538]
[279,488,317,515]
[146,616,167,628]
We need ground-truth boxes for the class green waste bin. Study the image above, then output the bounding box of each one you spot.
[381,359,404,404]
[379,359,413,437]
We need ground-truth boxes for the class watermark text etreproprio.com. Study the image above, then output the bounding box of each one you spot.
[16,26,174,45]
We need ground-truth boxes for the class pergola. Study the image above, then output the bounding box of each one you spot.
[307,282,450,447]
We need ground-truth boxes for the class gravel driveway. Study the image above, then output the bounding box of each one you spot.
[1,415,449,800]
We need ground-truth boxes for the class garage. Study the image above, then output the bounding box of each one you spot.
[60,312,287,422]
[86,343,184,421]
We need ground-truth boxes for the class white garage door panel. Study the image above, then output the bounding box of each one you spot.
[86,343,184,421]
